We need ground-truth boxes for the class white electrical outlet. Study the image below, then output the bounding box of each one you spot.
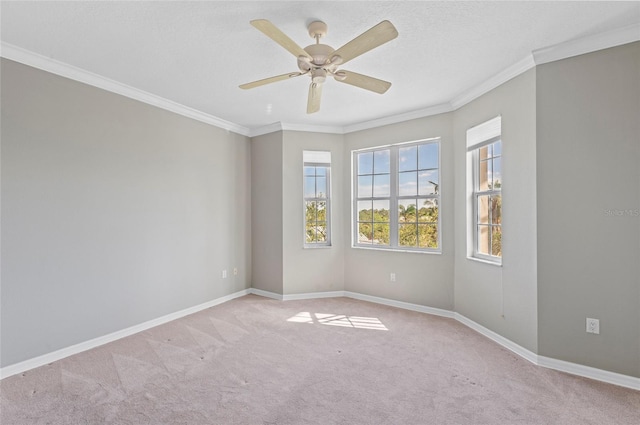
[222,270,228,279]
[586,318,600,334]
[390,273,396,282]
[233,268,238,276]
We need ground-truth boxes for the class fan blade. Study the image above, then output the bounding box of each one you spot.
[335,70,391,94]
[307,82,323,114]
[239,72,304,89]
[330,20,398,65]
[251,19,312,60]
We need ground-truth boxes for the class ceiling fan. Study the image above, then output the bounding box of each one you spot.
[239,19,398,114]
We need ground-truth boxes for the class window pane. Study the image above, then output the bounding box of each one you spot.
[418,199,438,223]
[357,200,372,222]
[315,167,326,177]
[399,146,417,172]
[372,200,390,222]
[492,157,501,189]
[398,199,417,223]
[374,150,390,174]
[358,152,373,175]
[317,201,326,222]
[399,224,418,247]
[373,223,390,245]
[358,223,373,244]
[304,166,316,177]
[316,222,327,242]
[418,143,438,170]
[493,141,502,157]
[418,224,438,248]
[491,195,501,224]
[478,195,490,224]
[305,201,317,225]
[418,170,439,195]
[306,224,316,243]
[478,224,490,255]
[373,174,390,197]
[492,225,502,257]
[479,146,489,161]
[399,171,417,196]
[358,175,373,198]
[316,176,327,198]
[479,159,492,191]
[304,176,316,198]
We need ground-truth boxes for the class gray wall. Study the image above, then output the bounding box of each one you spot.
[282,131,345,295]
[250,131,284,295]
[537,42,640,377]
[1,59,252,367]
[453,69,538,352]
[343,114,455,310]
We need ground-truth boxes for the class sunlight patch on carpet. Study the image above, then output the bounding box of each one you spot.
[287,312,388,330]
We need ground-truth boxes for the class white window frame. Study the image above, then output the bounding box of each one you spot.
[303,151,331,248]
[467,116,502,265]
[352,138,441,253]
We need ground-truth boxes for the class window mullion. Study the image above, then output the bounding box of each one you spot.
[389,147,399,248]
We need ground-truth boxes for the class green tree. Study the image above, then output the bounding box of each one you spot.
[398,203,416,222]
[305,201,327,243]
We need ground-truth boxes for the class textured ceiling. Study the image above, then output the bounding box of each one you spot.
[2,1,639,132]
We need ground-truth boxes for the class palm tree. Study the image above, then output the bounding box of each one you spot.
[398,203,416,222]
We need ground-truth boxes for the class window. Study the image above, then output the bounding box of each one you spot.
[353,139,440,252]
[467,116,502,263]
[304,151,331,247]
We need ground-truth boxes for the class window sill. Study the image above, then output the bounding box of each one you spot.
[304,244,332,249]
[352,245,441,255]
[467,256,502,267]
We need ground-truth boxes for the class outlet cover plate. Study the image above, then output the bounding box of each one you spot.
[586,318,600,334]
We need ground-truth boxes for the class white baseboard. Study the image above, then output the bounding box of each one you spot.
[344,291,455,318]
[0,288,250,380]
[3,287,638,391]
[248,288,284,300]
[453,313,538,365]
[283,290,345,301]
[537,355,640,391]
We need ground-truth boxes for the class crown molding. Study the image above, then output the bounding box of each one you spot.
[0,42,251,137]
[249,121,345,137]
[280,122,344,135]
[343,103,454,134]
[533,22,640,66]
[249,122,285,138]
[449,54,536,110]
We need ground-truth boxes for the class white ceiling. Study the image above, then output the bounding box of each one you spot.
[2,1,639,134]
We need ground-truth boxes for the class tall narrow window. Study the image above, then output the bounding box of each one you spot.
[467,117,502,263]
[353,138,440,252]
[303,151,331,247]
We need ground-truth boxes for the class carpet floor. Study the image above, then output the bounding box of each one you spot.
[1,295,639,424]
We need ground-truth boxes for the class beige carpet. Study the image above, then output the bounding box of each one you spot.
[1,295,639,424]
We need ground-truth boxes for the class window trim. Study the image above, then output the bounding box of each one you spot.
[352,138,441,253]
[303,160,331,248]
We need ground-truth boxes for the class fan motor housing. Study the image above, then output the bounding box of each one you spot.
[304,44,335,66]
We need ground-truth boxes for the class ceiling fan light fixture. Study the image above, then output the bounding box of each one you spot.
[311,68,327,84]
